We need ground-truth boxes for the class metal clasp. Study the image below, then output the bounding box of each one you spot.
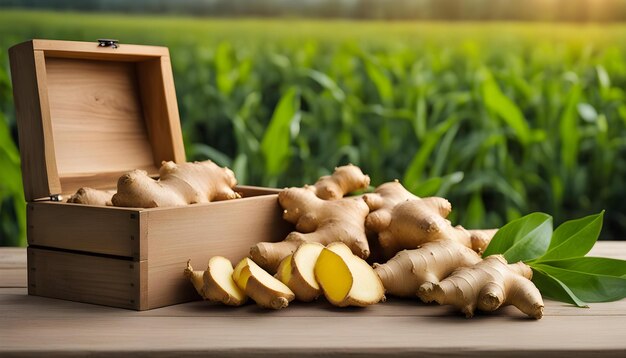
[98,39,119,49]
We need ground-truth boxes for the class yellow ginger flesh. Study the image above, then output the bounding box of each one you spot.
[233,257,295,309]
[275,242,325,302]
[314,242,385,307]
[250,188,370,273]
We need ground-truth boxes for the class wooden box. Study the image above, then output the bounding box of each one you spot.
[9,39,290,310]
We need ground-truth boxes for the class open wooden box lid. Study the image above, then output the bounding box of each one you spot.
[9,39,186,202]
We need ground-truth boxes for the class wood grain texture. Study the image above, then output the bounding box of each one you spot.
[46,57,160,193]
[0,243,624,357]
[10,39,184,199]
[27,201,142,259]
[145,193,292,309]
[32,39,169,61]
[8,42,61,201]
[27,247,143,309]
[137,57,186,166]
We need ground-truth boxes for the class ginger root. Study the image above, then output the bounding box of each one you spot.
[275,242,325,302]
[233,257,295,309]
[250,165,371,273]
[373,240,482,297]
[364,180,497,259]
[250,188,370,273]
[418,255,544,319]
[66,187,115,206]
[112,160,240,207]
[314,242,385,307]
[67,160,240,208]
[184,257,246,306]
[305,164,370,200]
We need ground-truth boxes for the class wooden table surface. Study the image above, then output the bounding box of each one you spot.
[1,242,625,357]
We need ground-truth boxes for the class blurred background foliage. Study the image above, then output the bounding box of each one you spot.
[0,4,625,246]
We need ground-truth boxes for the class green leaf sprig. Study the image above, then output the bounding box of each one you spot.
[483,211,626,307]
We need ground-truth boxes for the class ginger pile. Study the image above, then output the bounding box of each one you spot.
[250,164,371,272]
[67,160,240,208]
[185,164,544,319]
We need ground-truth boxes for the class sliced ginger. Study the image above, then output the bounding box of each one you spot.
[68,160,240,207]
[275,242,325,302]
[364,180,497,259]
[418,255,544,319]
[233,257,295,309]
[250,169,371,273]
[314,242,385,307]
[184,257,246,306]
[374,240,482,297]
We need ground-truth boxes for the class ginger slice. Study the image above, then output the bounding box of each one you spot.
[418,255,544,319]
[184,257,246,306]
[314,242,385,307]
[373,240,482,297]
[249,165,371,273]
[233,257,295,309]
[251,189,370,273]
[275,242,325,302]
[203,256,247,306]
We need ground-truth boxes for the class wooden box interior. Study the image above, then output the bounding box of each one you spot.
[10,39,185,201]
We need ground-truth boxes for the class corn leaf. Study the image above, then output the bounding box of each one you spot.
[483,212,552,262]
[261,87,300,177]
[481,69,531,145]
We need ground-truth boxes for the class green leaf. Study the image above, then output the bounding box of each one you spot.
[483,212,552,262]
[559,84,582,170]
[260,87,300,177]
[533,264,626,303]
[364,57,393,106]
[531,267,588,307]
[535,257,626,278]
[303,69,345,102]
[403,116,459,190]
[535,211,604,261]
[481,69,530,145]
[188,143,232,168]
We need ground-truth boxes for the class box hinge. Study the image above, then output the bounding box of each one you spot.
[50,194,62,202]
[98,39,119,49]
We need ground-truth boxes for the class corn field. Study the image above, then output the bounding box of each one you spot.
[1,10,626,246]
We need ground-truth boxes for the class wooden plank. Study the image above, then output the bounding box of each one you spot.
[236,185,282,197]
[8,42,61,201]
[588,240,626,260]
[27,247,143,309]
[136,56,186,167]
[32,39,169,60]
[0,269,26,288]
[28,202,142,259]
[145,194,292,309]
[1,286,623,319]
[45,56,160,192]
[0,313,624,357]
